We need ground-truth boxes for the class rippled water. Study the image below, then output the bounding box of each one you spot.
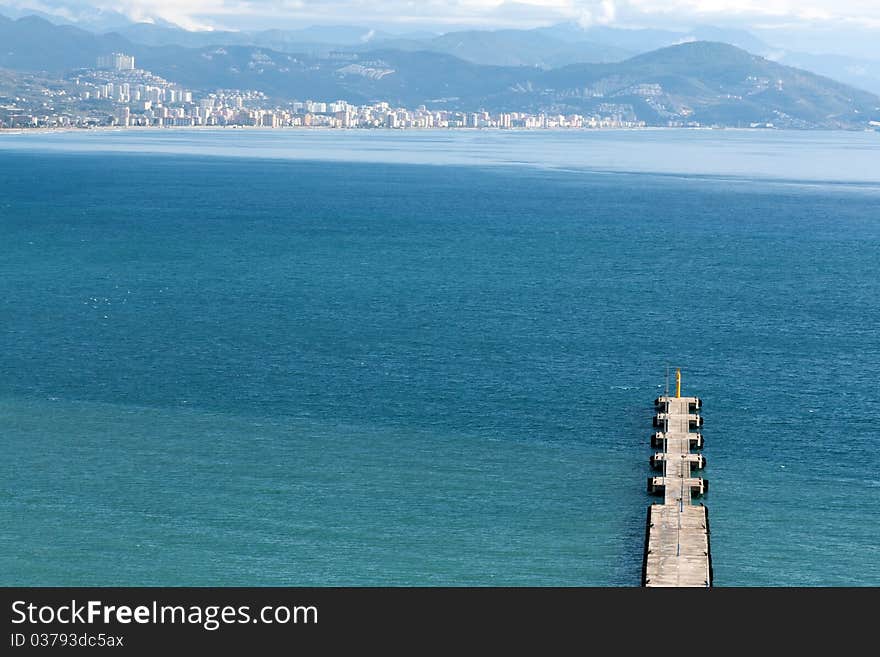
[1,129,878,585]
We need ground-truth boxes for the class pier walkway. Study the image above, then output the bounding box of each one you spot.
[642,370,712,587]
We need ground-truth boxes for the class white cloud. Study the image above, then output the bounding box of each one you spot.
[3,0,880,32]
[619,1,880,27]
[578,1,617,28]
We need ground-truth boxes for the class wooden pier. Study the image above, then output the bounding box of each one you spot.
[642,370,712,587]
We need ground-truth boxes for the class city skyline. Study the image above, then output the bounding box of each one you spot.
[1,52,652,130]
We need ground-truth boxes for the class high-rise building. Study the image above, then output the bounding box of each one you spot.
[97,53,135,71]
[115,106,130,127]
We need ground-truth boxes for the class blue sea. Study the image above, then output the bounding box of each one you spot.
[1,128,878,586]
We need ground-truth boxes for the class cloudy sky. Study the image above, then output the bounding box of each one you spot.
[2,0,878,31]
[2,0,879,57]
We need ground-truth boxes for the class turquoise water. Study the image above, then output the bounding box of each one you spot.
[1,130,879,585]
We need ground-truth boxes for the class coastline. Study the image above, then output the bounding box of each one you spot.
[0,124,818,136]
[2,123,876,138]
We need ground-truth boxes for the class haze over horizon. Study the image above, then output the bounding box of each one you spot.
[1,0,878,60]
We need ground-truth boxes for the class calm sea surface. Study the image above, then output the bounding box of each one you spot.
[1,129,878,585]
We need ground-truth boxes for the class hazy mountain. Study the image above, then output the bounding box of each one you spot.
[117,23,350,56]
[114,23,627,66]
[0,14,130,72]
[400,29,631,66]
[752,24,880,62]
[687,25,771,54]
[274,25,400,45]
[228,22,766,69]
[115,19,880,98]
[777,52,880,97]
[536,23,680,51]
[114,23,242,48]
[134,47,525,107]
[519,42,879,128]
[0,2,145,32]
[16,10,877,99]
[112,20,770,70]
[115,22,400,49]
[536,23,771,57]
[136,41,878,128]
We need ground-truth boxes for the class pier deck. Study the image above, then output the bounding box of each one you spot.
[643,391,711,587]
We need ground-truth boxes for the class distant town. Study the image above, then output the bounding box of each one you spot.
[0,52,654,131]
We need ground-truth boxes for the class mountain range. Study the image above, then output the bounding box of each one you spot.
[108,20,775,69]
[1,13,878,129]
